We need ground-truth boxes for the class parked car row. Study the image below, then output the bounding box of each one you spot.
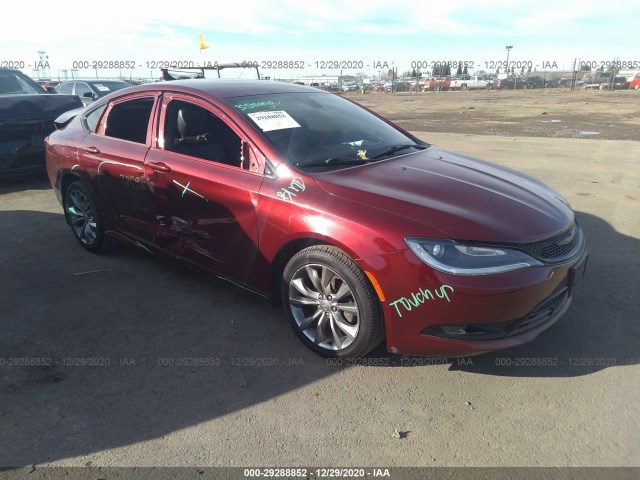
[55,80,131,106]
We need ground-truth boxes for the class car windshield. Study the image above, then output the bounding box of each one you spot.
[91,81,130,97]
[0,71,43,95]
[225,92,426,170]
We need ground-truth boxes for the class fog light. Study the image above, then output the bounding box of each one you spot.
[422,323,506,340]
[441,325,468,335]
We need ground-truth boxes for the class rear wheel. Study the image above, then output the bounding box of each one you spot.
[281,246,384,358]
[64,181,108,253]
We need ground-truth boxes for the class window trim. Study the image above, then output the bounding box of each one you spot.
[156,93,266,175]
[97,92,161,147]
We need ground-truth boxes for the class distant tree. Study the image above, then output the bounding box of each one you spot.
[411,68,418,77]
[527,65,532,74]
[444,64,451,76]
[520,65,525,74]
[496,67,500,75]
[605,60,619,75]
[456,64,462,76]
[511,67,515,74]
[463,65,468,75]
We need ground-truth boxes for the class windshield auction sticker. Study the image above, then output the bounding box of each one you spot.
[247,110,301,132]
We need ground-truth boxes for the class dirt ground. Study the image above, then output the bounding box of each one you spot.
[1,89,639,475]
[349,88,640,140]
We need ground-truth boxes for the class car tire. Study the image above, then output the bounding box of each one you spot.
[461,84,468,91]
[281,245,384,358]
[64,181,109,253]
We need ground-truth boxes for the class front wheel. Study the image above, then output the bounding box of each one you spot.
[64,181,108,253]
[281,246,384,358]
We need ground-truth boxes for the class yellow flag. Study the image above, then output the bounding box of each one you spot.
[199,33,209,51]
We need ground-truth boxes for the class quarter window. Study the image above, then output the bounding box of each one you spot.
[104,97,154,144]
[84,104,106,132]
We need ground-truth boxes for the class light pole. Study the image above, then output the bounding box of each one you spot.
[505,45,513,77]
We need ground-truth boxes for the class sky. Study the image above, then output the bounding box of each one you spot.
[3,0,639,80]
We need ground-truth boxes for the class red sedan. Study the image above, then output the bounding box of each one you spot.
[45,80,587,358]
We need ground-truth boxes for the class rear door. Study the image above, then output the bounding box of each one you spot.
[79,92,161,243]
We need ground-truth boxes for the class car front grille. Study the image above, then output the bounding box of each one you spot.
[515,221,583,264]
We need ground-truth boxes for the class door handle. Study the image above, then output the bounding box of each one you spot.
[83,146,100,154]
[147,161,172,173]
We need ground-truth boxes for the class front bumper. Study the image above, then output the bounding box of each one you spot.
[360,244,588,358]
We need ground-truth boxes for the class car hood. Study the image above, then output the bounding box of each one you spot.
[0,94,84,123]
[313,147,574,243]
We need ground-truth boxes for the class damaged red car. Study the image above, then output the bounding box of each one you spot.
[45,80,587,358]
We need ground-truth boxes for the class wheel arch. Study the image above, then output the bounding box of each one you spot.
[269,237,331,305]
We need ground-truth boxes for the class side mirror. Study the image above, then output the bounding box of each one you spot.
[46,87,57,93]
[82,92,95,98]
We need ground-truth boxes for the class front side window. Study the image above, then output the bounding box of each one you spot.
[104,97,154,144]
[163,100,243,168]
[57,82,74,95]
[74,82,92,98]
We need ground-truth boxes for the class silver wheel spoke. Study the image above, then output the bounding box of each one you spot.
[290,296,319,307]
[305,265,324,294]
[337,303,358,315]
[70,193,83,212]
[299,309,323,331]
[332,312,358,340]
[329,316,344,349]
[291,277,318,300]
[314,314,329,345]
[320,266,332,295]
[333,282,351,302]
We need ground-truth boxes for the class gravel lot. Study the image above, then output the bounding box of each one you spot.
[1,89,638,472]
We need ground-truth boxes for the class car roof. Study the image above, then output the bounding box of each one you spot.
[121,79,327,100]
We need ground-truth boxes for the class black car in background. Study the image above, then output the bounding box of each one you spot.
[56,80,131,106]
[525,76,545,88]
[492,77,527,89]
[0,68,83,177]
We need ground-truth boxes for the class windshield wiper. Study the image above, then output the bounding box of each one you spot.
[369,144,427,160]
[297,157,370,167]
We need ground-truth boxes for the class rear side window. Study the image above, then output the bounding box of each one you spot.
[104,97,154,144]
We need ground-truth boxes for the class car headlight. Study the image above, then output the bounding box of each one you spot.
[405,238,543,276]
